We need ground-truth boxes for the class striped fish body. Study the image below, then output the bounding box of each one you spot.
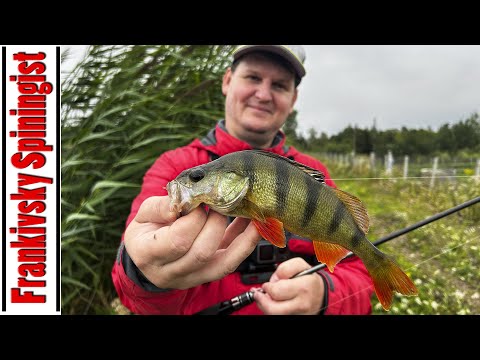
[233,151,364,249]
[166,150,418,310]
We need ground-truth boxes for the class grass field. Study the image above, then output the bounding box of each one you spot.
[315,154,480,315]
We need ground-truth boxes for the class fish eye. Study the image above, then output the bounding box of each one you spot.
[189,168,205,182]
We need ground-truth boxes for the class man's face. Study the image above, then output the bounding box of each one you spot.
[222,53,298,148]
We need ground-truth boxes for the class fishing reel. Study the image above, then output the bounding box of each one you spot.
[237,239,292,284]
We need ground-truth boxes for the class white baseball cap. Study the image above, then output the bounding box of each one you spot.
[232,45,306,80]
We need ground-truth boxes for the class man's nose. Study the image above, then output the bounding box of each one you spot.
[254,82,273,101]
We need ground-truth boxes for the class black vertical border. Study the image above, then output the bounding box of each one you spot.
[56,46,61,312]
[2,46,6,312]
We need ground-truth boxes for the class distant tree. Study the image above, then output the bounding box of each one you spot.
[283,110,299,143]
[296,112,479,157]
[307,127,318,142]
[295,133,309,150]
[436,124,456,153]
[317,131,330,150]
[377,129,399,155]
[355,128,373,154]
[452,113,480,151]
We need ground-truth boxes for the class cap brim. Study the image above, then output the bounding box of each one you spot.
[233,45,306,79]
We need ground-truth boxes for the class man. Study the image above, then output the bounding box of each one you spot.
[111,45,374,315]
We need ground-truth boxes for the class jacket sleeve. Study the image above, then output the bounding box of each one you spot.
[317,256,373,314]
[111,147,209,314]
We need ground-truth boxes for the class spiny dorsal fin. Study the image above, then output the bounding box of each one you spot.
[332,188,369,234]
[248,150,326,184]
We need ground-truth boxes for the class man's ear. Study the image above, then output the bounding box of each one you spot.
[289,88,298,114]
[222,68,232,96]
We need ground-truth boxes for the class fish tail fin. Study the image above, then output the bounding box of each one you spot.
[369,256,418,311]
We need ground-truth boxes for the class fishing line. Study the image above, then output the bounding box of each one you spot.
[194,195,480,315]
[331,175,478,181]
[408,234,479,270]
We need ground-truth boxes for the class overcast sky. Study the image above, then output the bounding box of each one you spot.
[297,45,480,136]
[63,45,480,136]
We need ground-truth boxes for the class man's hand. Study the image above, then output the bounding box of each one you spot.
[124,196,262,290]
[253,257,325,315]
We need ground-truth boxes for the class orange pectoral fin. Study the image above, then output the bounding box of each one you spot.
[252,218,286,248]
[313,241,350,273]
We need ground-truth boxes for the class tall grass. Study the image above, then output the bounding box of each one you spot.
[61,45,234,314]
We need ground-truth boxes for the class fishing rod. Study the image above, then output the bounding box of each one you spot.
[194,195,480,315]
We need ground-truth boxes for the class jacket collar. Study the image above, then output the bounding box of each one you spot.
[198,119,289,157]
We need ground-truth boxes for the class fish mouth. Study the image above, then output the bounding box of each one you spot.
[166,180,195,216]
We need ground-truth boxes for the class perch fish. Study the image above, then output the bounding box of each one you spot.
[166,150,418,310]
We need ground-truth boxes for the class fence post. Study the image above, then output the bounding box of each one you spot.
[370,152,376,174]
[350,151,356,170]
[403,155,409,179]
[430,156,438,189]
[385,150,393,176]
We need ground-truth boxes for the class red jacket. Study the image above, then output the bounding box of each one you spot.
[112,120,374,315]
